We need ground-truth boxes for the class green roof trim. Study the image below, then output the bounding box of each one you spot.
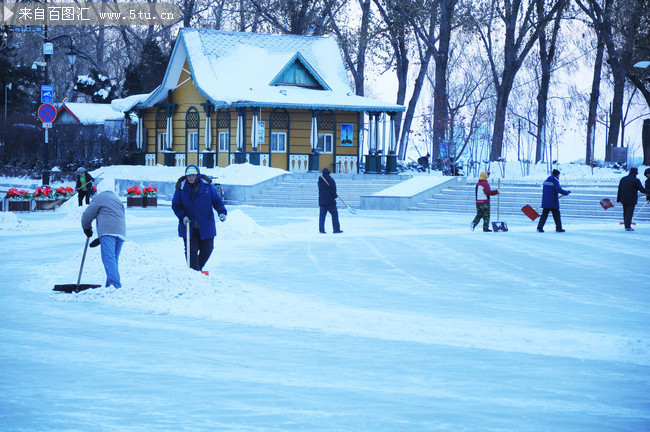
[270,52,331,91]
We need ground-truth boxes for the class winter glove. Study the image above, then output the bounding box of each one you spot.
[83,228,93,238]
[219,214,227,222]
[89,238,101,248]
[183,216,191,226]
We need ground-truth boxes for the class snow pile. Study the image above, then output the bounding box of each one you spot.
[0,212,33,231]
[217,208,282,240]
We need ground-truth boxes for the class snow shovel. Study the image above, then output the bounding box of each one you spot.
[338,196,357,215]
[186,220,191,268]
[491,179,508,232]
[53,237,102,293]
[521,204,540,221]
[600,198,614,210]
[522,195,566,221]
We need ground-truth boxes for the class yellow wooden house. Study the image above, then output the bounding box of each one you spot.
[113,29,405,174]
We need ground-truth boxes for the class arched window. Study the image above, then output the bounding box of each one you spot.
[156,109,167,151]
[317,111,336,154]
[270,109,289,153]
[185,107,200,152]
[216,109,231,153]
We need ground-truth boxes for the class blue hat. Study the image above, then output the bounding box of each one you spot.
[185,165,199,176]
[76,167,85,173]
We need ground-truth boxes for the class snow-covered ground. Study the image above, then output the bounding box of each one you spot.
[1,163,649,431]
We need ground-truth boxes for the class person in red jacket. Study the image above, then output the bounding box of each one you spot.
[471,171,499,232]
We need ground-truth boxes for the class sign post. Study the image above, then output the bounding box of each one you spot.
[38,103,56,185]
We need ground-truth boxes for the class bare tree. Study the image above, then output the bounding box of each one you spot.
[471,0,566,161]
[575,0,646,161]
[373,0,435,160]
[398,0,461,163]
[328,0,374,97]
[247,0,343,35]
[533,0,567,163]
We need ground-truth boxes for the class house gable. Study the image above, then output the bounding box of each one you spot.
[270,52,330,91]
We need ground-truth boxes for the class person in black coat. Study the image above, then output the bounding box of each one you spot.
[617,167,649,231]
[645,168,650,202]
[318,168,342,234]
[75,167,95,206]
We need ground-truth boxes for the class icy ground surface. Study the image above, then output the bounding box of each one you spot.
[1,204,649,431]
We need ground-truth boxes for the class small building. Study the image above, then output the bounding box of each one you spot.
[52,102,129,163]
[112,29,405,174]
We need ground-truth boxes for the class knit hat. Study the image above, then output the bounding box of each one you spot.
[185,165,199,176]
[76,167,85,173]
[629,167,638,175]
[322,167,330,175]
[479,172,488,181]
[552,169,560,176]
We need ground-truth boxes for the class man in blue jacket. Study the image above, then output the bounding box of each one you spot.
[537,169,571,233]
[172,165,227,271]
[617,167,648,231]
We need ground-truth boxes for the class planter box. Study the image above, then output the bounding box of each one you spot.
[8,200,31,212]
[143,196,157,207]
[35,199,56,211]
[127,196,144,208]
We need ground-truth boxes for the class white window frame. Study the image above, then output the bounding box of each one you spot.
[158,132,167,151]
[271,131,286,153]
[318,133,333,154]
[187,131,199,151]
[219,131,229,152]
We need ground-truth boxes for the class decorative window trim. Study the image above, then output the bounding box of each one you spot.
[318,133,333,154]
[219,131,229,152]
[271,131,287,153]
[187,131,199,151]
[158,132,168,152]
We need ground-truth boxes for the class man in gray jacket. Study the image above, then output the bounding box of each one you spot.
[81,177,126,288]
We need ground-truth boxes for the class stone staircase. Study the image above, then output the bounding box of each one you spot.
[408,180,650,221]
[235,173,407,208]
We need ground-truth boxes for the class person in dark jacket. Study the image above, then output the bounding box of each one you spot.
[172,165,227,271]
[471,171,498,232]
[318,167,342,234]
[617,167,648,231]
[537,169,571,232]
[645,168,650,202]
[75,167,95,206]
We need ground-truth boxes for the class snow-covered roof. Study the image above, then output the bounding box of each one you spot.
[111,93,153,113]
[132,29,404,113]
[56,102,125,125]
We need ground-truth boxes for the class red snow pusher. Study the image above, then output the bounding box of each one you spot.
[521,204,540,221]
[600,198,614,210]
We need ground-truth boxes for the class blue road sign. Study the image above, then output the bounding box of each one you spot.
[38,103,57,123]
[41,85,53,104]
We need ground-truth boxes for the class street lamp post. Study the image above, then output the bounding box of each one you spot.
[41,33,78,186]
[4,83,10,128]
